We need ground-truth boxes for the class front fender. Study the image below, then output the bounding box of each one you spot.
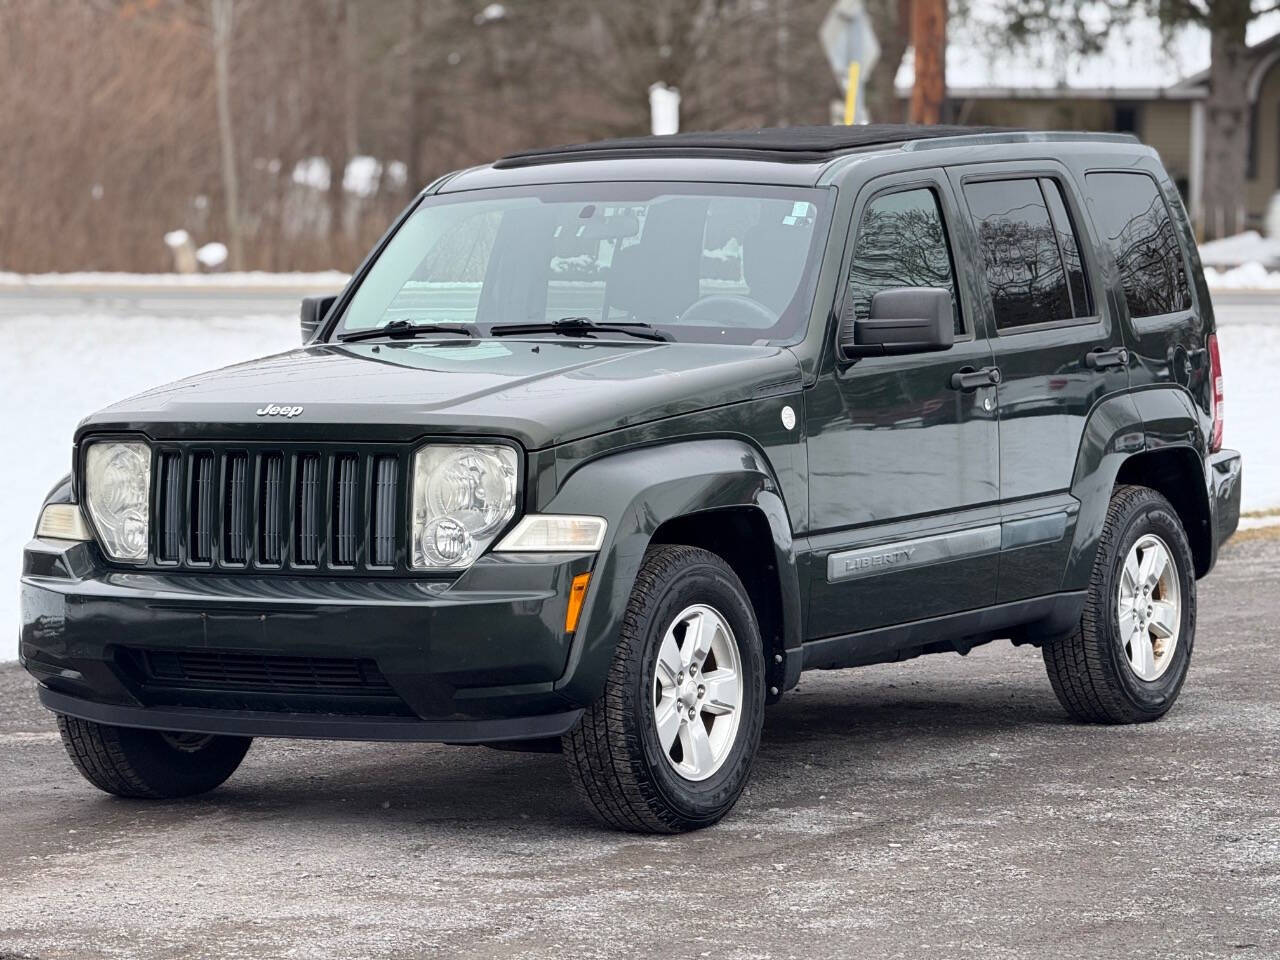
[544,439,799,707]
[42,474,75,508]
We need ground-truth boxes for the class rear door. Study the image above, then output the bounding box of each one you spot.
[947,163,1130,602]
[804,168,1001,641]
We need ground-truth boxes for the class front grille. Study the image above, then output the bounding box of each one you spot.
[138,650,392,692]
[146,444,408,573]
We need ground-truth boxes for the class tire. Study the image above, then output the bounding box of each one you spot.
[563,545,765,833]
[1043,484,1197,724]
[56,715,252,799]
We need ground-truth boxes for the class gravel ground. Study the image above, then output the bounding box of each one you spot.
[1,534,1276,960]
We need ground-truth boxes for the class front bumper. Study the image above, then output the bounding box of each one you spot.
[20,538,595,742]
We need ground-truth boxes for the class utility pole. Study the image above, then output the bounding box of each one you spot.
[909,0,946,125]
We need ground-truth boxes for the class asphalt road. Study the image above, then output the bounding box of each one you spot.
[1,533,1276,960]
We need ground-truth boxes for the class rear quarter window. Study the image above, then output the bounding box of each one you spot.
[1084,172,1192,318]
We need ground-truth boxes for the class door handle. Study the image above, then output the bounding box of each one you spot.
[949,366,1002,391]
[1084,346,1129,370]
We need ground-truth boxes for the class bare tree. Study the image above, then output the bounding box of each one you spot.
[995,0,1263,238]
[910,0,946,123]
[209,0,243,269]
[864,0,909,123]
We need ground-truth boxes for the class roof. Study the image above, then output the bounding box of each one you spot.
[494,125,1016,167]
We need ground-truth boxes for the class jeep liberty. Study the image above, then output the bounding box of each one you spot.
[21,125,1242,832]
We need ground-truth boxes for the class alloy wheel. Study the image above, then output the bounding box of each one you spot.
[1117,533,1181,682]
[651,603,744,782]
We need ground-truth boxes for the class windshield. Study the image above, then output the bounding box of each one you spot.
[333,182,832,345]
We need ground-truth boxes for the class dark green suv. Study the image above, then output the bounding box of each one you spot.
[21,126,1242,832]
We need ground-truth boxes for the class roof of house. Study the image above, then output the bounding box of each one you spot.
[895,3,1280,100]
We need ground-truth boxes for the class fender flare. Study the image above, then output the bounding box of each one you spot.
[544,438,801,707]
[1063,385,1207,590]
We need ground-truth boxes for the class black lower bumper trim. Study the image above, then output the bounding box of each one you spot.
[38,687,583,745]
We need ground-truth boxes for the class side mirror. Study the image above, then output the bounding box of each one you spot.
[300,295,337,344]
[839,287,955,358]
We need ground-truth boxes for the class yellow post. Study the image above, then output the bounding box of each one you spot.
[843,62,861,125]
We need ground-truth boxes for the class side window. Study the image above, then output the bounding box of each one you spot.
[1041,180,1092,316]
[849,187,962,335]
[964,178,1087,330]
[1084,172,1191,318]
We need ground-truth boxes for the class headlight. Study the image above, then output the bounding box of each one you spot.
[496,515,607,552]
[411,444,517,568]
[83,441,151,561]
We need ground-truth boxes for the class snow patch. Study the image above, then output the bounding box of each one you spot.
[291,155,408,198]
[1204,261,1280,291]
[0,271,349,289]
[1199,232,1280,271]
[897,3,1280,95]
[195,242,228,269]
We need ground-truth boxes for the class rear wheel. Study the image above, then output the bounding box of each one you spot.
[563,545,765,833]
[57,715,252,798]
[1043,484,1196,724]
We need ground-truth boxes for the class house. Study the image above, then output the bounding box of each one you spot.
[894,7,1280,237]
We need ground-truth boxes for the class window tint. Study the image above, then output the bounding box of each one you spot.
[1042,180,1092,316]
[1085,172,1192,318]
[964,178,1074,329]
[849,188,962,335]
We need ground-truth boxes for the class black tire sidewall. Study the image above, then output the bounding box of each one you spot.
[1099,496,1196,716]
[630,555,765,826]
[106,722,250,798]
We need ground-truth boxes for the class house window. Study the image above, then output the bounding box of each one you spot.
[1113,104,1139,134]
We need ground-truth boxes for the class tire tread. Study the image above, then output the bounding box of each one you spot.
[564,545,758,833]
[1043,484,1195,724]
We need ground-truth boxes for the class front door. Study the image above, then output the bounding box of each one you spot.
[946,164,1131,603]
[805,170,1001,641]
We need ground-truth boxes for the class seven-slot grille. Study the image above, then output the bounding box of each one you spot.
[138,650,393,692]
[148,445,404,572]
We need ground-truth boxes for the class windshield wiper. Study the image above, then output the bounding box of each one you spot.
[337,318,476,343]
[489,316,671,343]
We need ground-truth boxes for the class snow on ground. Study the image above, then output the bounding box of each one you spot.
[1203,261,1280,290]
[1,312,298,661]
[0,271,349,289]
[897,3,1280,94]
[1198,231,1280,272]
[1,299,1277,662]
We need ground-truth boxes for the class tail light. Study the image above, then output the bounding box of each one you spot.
[1207,333,1224,452]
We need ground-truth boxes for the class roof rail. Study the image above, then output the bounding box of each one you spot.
[902,130,1141,151]
[494,125,1019,168]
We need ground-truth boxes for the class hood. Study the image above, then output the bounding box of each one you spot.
[79,339,803,449]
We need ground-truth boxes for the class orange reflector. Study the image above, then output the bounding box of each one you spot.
[565,572,591,634]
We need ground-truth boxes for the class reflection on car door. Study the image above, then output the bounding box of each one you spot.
[947,165,1132,603]
[805,170,1001,643]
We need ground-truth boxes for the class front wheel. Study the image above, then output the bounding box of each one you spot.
[57,715,252,798]
[563,545,765,833]
[1043,484,1197,724]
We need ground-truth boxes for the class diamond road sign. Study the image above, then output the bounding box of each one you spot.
[820,0,880,122]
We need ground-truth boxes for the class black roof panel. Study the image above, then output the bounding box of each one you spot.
[495,124,1019,168]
